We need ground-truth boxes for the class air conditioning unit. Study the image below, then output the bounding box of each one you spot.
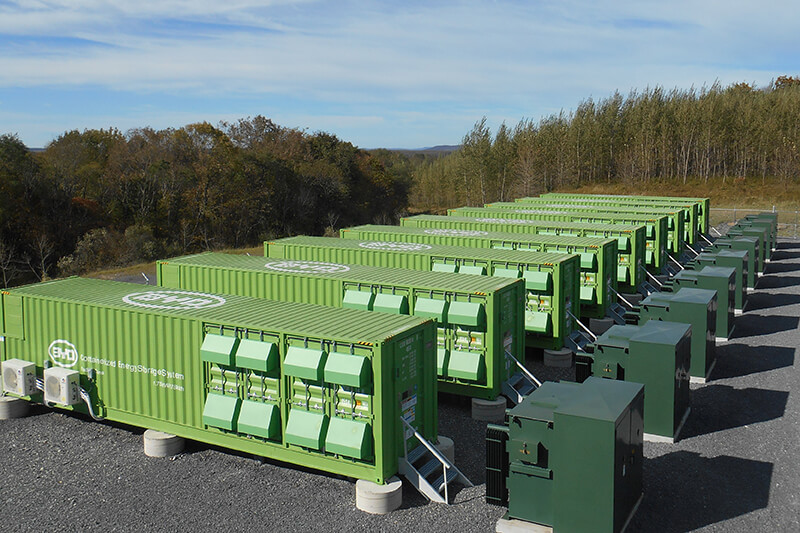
[2,359,37,396]
[43,367,81,406]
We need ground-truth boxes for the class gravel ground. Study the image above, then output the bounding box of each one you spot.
[2,241,799,532]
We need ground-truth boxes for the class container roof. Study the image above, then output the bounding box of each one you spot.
[410,214,642,233]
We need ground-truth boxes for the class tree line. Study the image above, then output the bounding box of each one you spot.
[0,117,416,286]
[410,77,800,210]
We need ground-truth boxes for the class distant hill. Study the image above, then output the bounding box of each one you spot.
[374,145,460,155]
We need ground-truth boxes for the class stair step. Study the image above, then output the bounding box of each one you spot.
[406,445,427,465]
[419,457,442,479]
[432,468,460,492]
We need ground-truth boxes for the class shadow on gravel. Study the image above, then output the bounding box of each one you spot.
[764,261,800,274]
[744,291,800,311]
[730,314,799,337]
[713,344,795,379]
[627,451,773,533]
[754,274,800,290]
[680,385,788,439]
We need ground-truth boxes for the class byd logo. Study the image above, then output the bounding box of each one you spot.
[264,260,350,274]
[48,339,78,368]
[358,241,432,251]
[123,291,226,310]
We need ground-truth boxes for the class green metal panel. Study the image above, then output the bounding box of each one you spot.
[1,277,438,485]
[501,377,644,532]
[583,321,691,439]
[636,288,717,380]
[399,214,644,293]
[341,224,617,319]
[447,350,485,381]
[237,400,280,440]
[486,199,684,254]
[670,266,735,339]
[265,236,579,350]
[446,301,486,329]
[284,346,327,381]
[459,264,486,275]
[156,252,525,400]
[325,418,373,460]
[1,293,24,339]
[234,338,278,373]
[200,334,239,366]
[324,352,371,388]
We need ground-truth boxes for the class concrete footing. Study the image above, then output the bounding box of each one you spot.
[0,396,29,419]
[355,476,403,514]
[435,435,455,463]
[472,397,506,422]
[543,348,573,368]
[496,517,552,532]
[589,317,614,335]
[143,430,185,457]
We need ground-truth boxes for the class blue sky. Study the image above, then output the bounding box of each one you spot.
[0,0,798,149]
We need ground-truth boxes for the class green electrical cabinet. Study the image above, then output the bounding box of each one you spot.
[735,217,776,260]
[156,252,525,400]
[725,226,768,274]
[669,266,735,340]
[265,236,580,350]
[486,377,644,533]
[632,288,717,381]
[541,193,710,236]
[340,224,618,319]
[742,213,777,254]
[488,198,684,255]
[0,277,438,485]
[400,214,646,293]
[576,321,691,441]
[690,250,748,311]
[708,236,759,288]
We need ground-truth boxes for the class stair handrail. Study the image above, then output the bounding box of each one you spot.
[505,349,541,387]
[667,252,684,271]
[567,311,597,342]
[638,266,664,290]
[400,417,452,503]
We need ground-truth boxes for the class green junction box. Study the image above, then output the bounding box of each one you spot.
[736,216,776,260]
[156,252,525,400]
[265,236,581,350]
[340,224,618,319]
[708,236,760,288]
[725,226,768,274]
[631,288,717,381]
[576,321,691,441]
[689,249,748,311]
[486,377,644,533]
[0,277,438,485]
[400,214,647,293]
[669,266,735,341]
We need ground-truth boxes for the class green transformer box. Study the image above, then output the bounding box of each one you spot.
[340,224,618,320]
[155,252,526,401]
[689,250,748,311]
[742,213,777,254]
[450,205,670,274]
[630,288,717,381]
[264,236,581,350]
[725,226,768,274]
[537,193,702,245]
[488,198,685,255]
[0,277,438,485]
[668,266,735,340]
[541,193,710,236]
[735,217,776,260]
[708,236,760,288]
[399,214,646,293]
[576,321,691,441]
[486,377,644,533]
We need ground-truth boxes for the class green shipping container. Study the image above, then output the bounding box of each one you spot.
[486,199,683,256]
[156,252,525,400]
[0,277,438,485]
[541,193,710,236]
[400,214,646,293]
[265,236,581,350]
[340,224,617,320]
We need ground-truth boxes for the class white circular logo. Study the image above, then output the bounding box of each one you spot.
[423,229,489,237]
[48,339,79,368]
[358,241,432,251]
[516,208,568,215]
[475,217,537,225]
[264,260,350,273]
[123,290,226,310]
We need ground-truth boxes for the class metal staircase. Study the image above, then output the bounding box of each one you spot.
[565,311,596,354]
[398,419,473,504]
[502,350,541,404]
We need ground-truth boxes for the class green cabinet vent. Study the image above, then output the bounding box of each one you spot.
[236,400,280,440]
[202,393,241,431]
[459,265,486,275]
[432,262,457,273]
[413,298,449,322]
[523,271,551,292]
[447,350,486,381]
[234,339,278,373]
[200,335,239,366]
[437,348,449,376]
[284,346,327,381]
[617,265,630,283]
[493,267,521,278]
[617,236,630,252]
[285,409,329,450]
[447,301,486,329]
[580,286,597,304]
[325,418,373,460]
[373,294,409,315]
[526,311,552,334]
[323,352,371,388]
[580,253,597,271]
[342,290,375,311]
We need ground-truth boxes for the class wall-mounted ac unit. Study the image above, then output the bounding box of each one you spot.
[2,359,36,396]
[43,367,81,406]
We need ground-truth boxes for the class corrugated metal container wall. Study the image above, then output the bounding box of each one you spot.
[0,278,437,484]
[264,237,580,350]
[156,252,526,400]
[400,214,646,293]
[341,225,617,320]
